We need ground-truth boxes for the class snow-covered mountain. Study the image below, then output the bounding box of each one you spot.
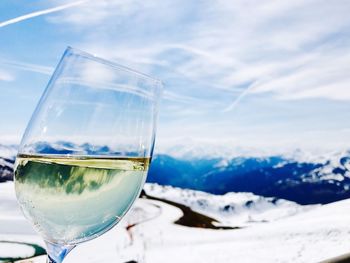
[148,151,350,205]
[2,143,350,262]
[2,142,350,205]
[144,183,315,226]
[0,145,16,182]
[0,157,14,182]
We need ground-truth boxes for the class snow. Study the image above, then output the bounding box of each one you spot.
[127,196,350,263]
[318,173,345,181]
[0,145,17,159]
[0,243,34,258]
[0,158,13,167]
[144,183,316,226]
[1,182,350,263]
[0,183,35,235]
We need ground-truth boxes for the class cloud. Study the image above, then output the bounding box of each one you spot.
[1,0,349,151]
[45,0,350,111]
[0,1,88,28]
[0,59,53,75]
[47,0,141,26]
[0,134,21,144]
[0,69,15,82]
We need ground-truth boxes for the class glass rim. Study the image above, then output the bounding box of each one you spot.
[65,46,163,87]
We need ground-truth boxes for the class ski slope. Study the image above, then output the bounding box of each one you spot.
[1,182,350,263]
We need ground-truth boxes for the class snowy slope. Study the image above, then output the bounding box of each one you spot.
[131,197,350,263]
[1,182,350,263]
[144,183,315,226]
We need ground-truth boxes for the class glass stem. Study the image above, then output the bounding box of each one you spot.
[45,241,75,263]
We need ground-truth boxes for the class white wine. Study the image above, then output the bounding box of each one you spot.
[14,154,149,245]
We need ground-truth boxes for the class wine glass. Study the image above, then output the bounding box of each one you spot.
[13,47,162,263]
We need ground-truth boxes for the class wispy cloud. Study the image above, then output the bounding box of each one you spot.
[0,69,15,82]
[47,0,350,111]
[1,0,350,148]
[0,59,53,75]
[162,90,204,105]
[223,81,260,112]
[0,1,88,28]
[251,52,350,101]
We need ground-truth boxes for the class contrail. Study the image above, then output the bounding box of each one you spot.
[0,1,88,28]
[0,59,54,75]
[223,81,260,112]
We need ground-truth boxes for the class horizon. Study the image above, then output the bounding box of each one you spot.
[1,140,349,160]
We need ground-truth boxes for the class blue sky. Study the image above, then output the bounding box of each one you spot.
[1,0,350,154]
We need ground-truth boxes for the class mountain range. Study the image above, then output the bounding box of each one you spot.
[148,153,350,205]
[1,143,350,205]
